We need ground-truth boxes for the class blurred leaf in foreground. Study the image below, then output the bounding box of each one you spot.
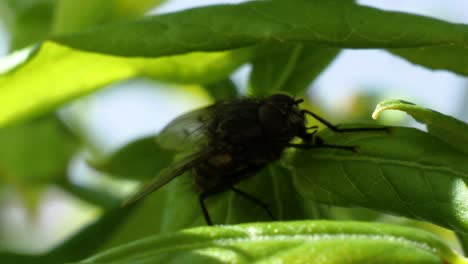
[0,207,136,264]
[88,136,176,181]
[80,220,466,264]
[0,42,253,127]
[0,114,78,211]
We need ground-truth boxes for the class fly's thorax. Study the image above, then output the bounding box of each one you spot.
[192,154,261,193]
[207,153,233,167]
[195,152,235,191]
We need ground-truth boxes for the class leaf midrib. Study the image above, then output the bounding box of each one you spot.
[99,233,441,262]
[303,153,468,179]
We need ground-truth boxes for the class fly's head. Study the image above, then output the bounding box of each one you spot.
[259,94,306,139]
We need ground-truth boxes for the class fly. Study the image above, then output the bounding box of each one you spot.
[122,94,386,225]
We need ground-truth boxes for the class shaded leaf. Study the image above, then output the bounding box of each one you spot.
[89,136,176,180]
[0,114,78,211]
[279,45,340,95]
[293,127,468,234]
[1,0,56,50]
[456,232,468,256]
[250,44,340,96]
[81,221,465,264]
[0,115,77,184]
[52,0,468,57]
[250,44,303,96]
[58,178,122,209]
[389,46,468,77]
[204,78,239,100]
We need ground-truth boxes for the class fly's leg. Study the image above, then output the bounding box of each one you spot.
[199,191,217,226]
[231,187,276,220]
[290,135,359,152]
[198,165,266,225]
[306,125,319,130]
[289,142,357,153]
[301,109,388,133]
[198,184,243,225]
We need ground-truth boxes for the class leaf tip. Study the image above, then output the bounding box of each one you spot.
[371,105,383,120]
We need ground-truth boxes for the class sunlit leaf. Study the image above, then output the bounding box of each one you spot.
[0,42,253,127]
[0,0,166,51]
[81,221,466,264]
[51,0,167,34]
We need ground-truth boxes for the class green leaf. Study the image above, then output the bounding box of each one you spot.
[50,0,468,77]
[80,221,465,264]
[2,0,56,50]
[278,45,340,95]
[3,0,468,127]
[88,136,176,180]
[0,114,77,185]
[456,232,468,256]
[101,163,312,249]
[0,114,77,211]
[58,178,122,209]
[210,163,313,224]
[51,0,167,34]
[204,78,239,100]
[0,1,14,30]
[52,0,468,57]
[0,0,165,51]
[389,46,468,76]
[0,207,137,264]
[250,44,340,96]
[0,42,253,127]
[250,44,304,96]
[293,127,468,234]
[373,99,468,155]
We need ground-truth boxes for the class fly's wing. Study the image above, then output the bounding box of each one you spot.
[158,98,261,151]
[157,104,217,151]
[122,148,214,207]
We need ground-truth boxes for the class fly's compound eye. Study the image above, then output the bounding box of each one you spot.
[259,103,288,136]
[280,102,290,109]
